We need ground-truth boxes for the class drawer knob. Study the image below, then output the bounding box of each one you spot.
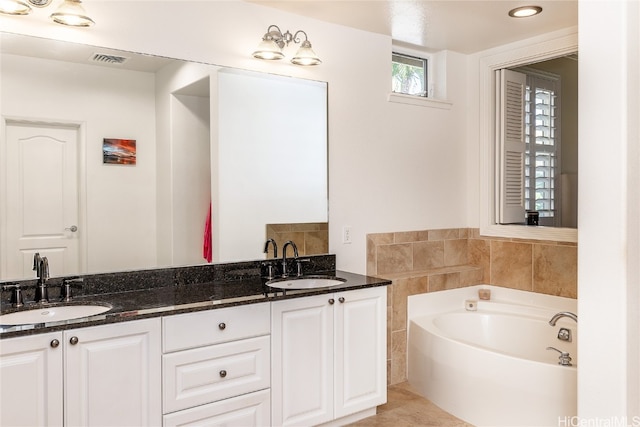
[219,370,227,378]
[69,336,79,345]
[50,339,60,348]
[218,322,226,330]
[328,298,335,305]
[339,297,345,303]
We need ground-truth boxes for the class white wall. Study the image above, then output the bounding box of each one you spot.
[578,0,640,420]
[155,60,215,267]
[1,53,157,273]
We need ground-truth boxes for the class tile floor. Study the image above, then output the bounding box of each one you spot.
[347,382,473,427]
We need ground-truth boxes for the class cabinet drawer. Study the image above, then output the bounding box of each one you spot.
[163,335,270,414]
[163,302,270,352]
[163,389,270,427]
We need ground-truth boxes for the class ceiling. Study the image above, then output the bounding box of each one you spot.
[247,0,578,54]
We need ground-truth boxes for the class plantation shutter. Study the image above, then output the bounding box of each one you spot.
[497,69,527,224]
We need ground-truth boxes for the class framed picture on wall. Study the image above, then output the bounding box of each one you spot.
[103,138,136,165]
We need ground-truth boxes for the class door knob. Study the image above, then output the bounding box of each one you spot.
[65,225,78,232]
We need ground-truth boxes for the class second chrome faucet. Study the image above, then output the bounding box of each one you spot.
[33,252,50,303]
[281,241,299,278]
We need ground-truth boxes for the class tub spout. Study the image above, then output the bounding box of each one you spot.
[548,311,577,326]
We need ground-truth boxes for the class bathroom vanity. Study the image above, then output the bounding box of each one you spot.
[0,257,390,426]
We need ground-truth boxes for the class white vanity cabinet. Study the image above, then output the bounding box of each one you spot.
[0,331,64,426]
[271,286,387,427]
[0,317,162,427]
[161,302,271,426]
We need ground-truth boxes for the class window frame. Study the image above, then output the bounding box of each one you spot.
[478,29,577,243]
[391,51,429,97]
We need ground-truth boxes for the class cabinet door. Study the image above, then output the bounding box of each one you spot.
[271,294,334,427]
[0,332,63,427]
[334,287,387,418]
[64,318,162,426]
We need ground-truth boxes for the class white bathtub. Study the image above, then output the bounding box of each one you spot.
[407,285,577,427]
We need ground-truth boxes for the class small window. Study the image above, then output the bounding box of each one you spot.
[392,52,428,97]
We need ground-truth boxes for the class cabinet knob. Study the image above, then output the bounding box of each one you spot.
[218,322,226,330]
[50,339,60,348]
[219,370,227,378]
[328,298,335,305]
[339,297,345,303]
[69,336,79,345]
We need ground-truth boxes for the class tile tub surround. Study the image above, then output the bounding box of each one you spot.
[366,227,577,385]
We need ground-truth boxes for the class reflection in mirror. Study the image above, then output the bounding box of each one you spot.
[496,53,578,228]
[0,32,328,281]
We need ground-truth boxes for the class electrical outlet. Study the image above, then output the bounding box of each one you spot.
[342,226,352,244]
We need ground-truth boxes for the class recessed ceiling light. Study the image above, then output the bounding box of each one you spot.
[508,5,543,18]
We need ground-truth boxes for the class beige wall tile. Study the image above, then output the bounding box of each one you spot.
[413,241,445,270]
[490,240,533,291]
[377,243,413,275]
[428,228,459,240]
[468,238,490,282]
[416,230,430,241]
[428,272,461,292]
[394,231,422,243]
[533,244,578,298]
[460,267,484,286]
[304,231,328,255]
[390,330,407,384]
[391,277,428,331]
[366,237,377,276]
[444,239,469,266]
[387,305,392,360]
[368,233,395,246]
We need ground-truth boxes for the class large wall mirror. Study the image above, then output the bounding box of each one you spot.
[0,32,328,281]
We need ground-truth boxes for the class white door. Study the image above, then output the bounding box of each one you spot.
[2,120,81,279]
[64,318,162,426]
[0,332,64,427]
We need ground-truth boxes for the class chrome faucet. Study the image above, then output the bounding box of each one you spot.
[262,239,279,280]
[281,241,299,278]
[263,238,278,258]
[548,311,577,326]
[33,252,50,303]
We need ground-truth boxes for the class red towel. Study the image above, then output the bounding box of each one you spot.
[203,203,212,262]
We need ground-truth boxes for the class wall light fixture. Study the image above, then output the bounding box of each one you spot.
[0,0,94,26]
[252,25,321,66]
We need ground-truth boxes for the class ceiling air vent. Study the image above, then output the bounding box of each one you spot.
[90,53,129,65]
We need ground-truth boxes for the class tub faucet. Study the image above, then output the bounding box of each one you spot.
[281,241,298,278]
[33,253,50,303]
[548,311,577,326]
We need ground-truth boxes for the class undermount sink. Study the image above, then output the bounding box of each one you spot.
[266,276,346,290]
[0,303,112,326]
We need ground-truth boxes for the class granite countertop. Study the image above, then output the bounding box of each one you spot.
[0,270,390,339]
